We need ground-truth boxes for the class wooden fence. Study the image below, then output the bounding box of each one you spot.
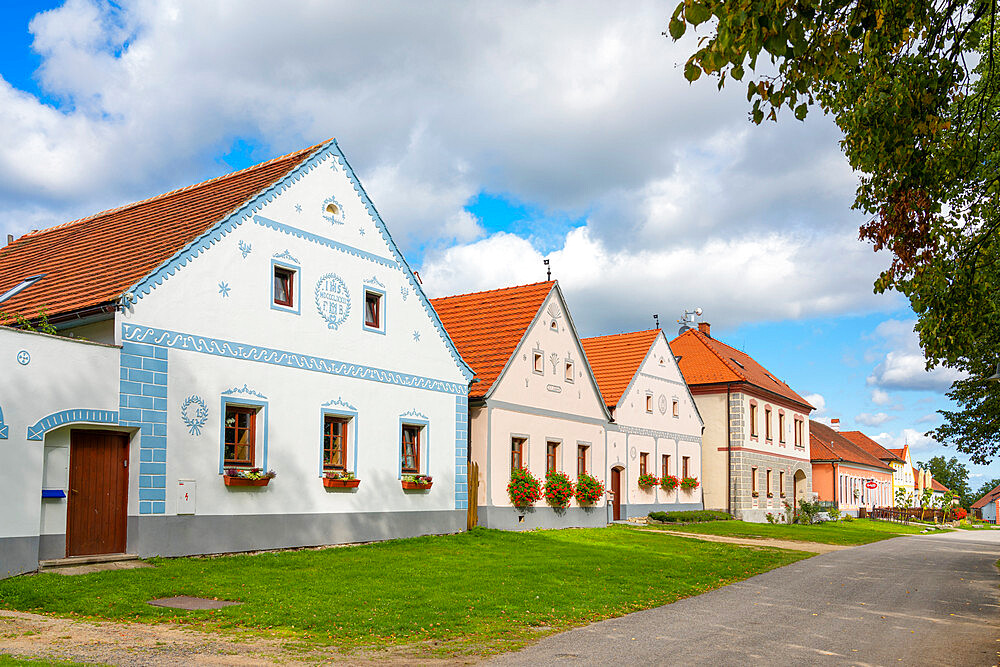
[869,506,955,524]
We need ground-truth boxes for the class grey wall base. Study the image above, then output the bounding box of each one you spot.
[127,509,465,558]
[38,534,66,561]
[478,505,610,531]
[0,536,39,579]
[623,501,704,519]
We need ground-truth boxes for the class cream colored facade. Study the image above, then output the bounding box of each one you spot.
[471,285,611,530]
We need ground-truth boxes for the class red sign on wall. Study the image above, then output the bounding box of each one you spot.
[865,481,878,489]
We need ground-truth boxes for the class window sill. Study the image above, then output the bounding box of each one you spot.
[323,478,361,488]
[223,475,270,487]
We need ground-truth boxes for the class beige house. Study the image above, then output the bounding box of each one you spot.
[431,281,611,529]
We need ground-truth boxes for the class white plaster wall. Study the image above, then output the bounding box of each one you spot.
[470,405,488,506]
[0,328,119,541]
[486,406,606,508]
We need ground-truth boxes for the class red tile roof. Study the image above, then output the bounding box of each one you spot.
[670,328,813,410]
[930,478,950,493]
[0,140,328,321]
[972,482,1000,509]
[888,447,906,458]
[580,329,661,408]
[809,421,893,470]
[430,281,555,399]
[840,431,904,464]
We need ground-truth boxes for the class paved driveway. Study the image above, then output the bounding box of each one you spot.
[488,529,1000,666]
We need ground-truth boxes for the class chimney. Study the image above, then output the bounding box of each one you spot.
[830,418,840,431]
[697,322,711,337]
[5,234,11,245]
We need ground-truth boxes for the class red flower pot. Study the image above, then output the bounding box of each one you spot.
[323,478,361,488]
[223,475,270,487]
[401,480,433,490]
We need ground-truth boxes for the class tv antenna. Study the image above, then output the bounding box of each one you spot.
[543,258,551,281]
[677,307,703,336]
[654,314,660,329]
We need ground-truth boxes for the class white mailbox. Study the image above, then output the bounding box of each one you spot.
[177,479,196,515]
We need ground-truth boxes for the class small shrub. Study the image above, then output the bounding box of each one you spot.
[765,512,778,524]
[647,510,732,523]
[660,474,679,491]
[508,467,542,510]
[841,513,854,522]
[543,472,574,508]
[638,473,659,489]
[796,500,821,524]
[826,507,841,521]
[575,472,605,504]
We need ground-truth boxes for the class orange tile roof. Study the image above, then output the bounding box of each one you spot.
[972,482,1000,509]
[840,431,904,463]
[930,478,950,493]
[580,329,661,408]
[430,281,554,399]
[888,447,906,457]
[809,421,893,470]
[0,140,329,321]
[670,328,813,410]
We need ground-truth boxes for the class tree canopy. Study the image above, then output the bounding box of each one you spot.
[917,455,971,504]
[668,0,1000,462]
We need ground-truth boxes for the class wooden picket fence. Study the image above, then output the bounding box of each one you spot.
[869,506,954,524]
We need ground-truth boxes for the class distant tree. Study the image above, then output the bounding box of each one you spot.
[917,456,971,504]
[919,487,933,522]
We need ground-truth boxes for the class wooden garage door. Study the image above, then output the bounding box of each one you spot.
[67,430,129,556]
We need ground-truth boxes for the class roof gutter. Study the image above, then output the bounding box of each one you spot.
[25,301,117,329]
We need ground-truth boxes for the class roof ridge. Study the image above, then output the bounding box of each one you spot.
[17,139,331,241]
[430,280,554,302]
[581,328,660,342]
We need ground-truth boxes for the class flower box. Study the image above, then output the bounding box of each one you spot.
[401,480,433,490]
[224,475,270,487]
[767,492,774,498]
[323,478,361,488]
[752,491,760,498]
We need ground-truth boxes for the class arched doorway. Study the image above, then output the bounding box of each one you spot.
[611,467,623,520]
[793,469,807,503]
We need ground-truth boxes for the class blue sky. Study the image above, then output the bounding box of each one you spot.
[1,1,995,486]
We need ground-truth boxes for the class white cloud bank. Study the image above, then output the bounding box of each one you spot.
[866,320,965,393]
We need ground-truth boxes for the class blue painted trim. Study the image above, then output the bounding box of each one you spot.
[27,409,118,441]
[362,284,387,335]
[42,489,66,499]
[455,394,468,509]
[123,324,467,395]
[219,396,269,474]
[0,404,6,440]
[256,216,396,268]
[398,414,430,479]
[319,403,359,477]
[270,257,302,316]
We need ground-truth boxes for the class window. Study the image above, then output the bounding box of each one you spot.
[682,456,690,479]
[364,290,381,328]
[751,467,758,494]
[779,471,785,495]
[546,441,559,474]
[639,452,648,476]
[323,416,349,471]
[645,394,653,413]
[794,418,804,447]
[533,352,544,374]
[778,413,785,443]
[565,361,574,382]
[765,408,772,441]
[577,444,588,476]
[511,436,525,471]
[662,454,670,479]
[749,403,758,437]
[401,424,421,473]
[273,266,295,307]
[224,406,256,466]
[672,399,679,417]
[766,469,772,495]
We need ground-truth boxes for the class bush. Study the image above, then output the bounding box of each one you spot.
[796,500,822,524]
[841,513,854,522]
[543,472,574,508]
[680,476,700,491]
[638,473,659,489]
[507,467,542,510]
[954,507,967,520]
[648,510,732,523]
[660,474,679,491]
[575,472,605,504]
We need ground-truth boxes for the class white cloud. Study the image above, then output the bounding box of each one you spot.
[916,413,938,424]
[803,393,826,417]
[866,319,966,392]
[871,388,892,405]
[872,429,938,452]
[855,412,892,427]
[0,0,904,333]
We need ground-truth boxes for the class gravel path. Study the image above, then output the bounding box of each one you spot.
[637,528,853,553]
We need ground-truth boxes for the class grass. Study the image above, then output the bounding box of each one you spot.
[643,518,930,545]
[0,657,98,667]
[0,527,808,656]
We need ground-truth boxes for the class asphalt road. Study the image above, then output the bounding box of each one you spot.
[488,529,1000,666]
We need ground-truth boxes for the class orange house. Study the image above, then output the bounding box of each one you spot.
[810,421,894,515]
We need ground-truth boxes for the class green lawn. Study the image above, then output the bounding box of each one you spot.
[0,527,808,656]
[0,658,97,667]
[644,518,929,545]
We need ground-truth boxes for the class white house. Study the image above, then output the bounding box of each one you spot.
[431,281,612,529]
[0,139,473,578]
[581,329,704,519]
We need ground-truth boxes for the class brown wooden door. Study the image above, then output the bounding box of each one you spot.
[67,430,129,556]
[611,467,622,520]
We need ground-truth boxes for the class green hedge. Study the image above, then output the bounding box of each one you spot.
[647,510,732,523]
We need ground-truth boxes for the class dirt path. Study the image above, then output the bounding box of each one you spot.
[638,528,853,553]
[0,609,472,666]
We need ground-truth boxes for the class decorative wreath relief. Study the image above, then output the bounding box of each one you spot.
[658,394,668,415]
[314,273,351,330]
[180,395,209,435]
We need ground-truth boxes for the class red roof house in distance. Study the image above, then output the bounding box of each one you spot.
[581,329,704,519]
[671,321,813,522]
[810,421,894,514]
[972,482,1000,522]
[431,282,611,530]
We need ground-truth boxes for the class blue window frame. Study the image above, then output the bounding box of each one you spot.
[219,396,268,474]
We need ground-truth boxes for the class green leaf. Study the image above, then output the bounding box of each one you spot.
[684,61,703,82]
[686,2,712,26]
[668,17,686,40]
[794,103,808,120]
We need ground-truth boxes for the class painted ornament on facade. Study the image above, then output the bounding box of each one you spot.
[238,240,252,258]
[180,395,209,435]
[400,286,409,301]
[323,195,345,225]
[315,273,351,329]
[16,350,30,365]
[658,395,668,415]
